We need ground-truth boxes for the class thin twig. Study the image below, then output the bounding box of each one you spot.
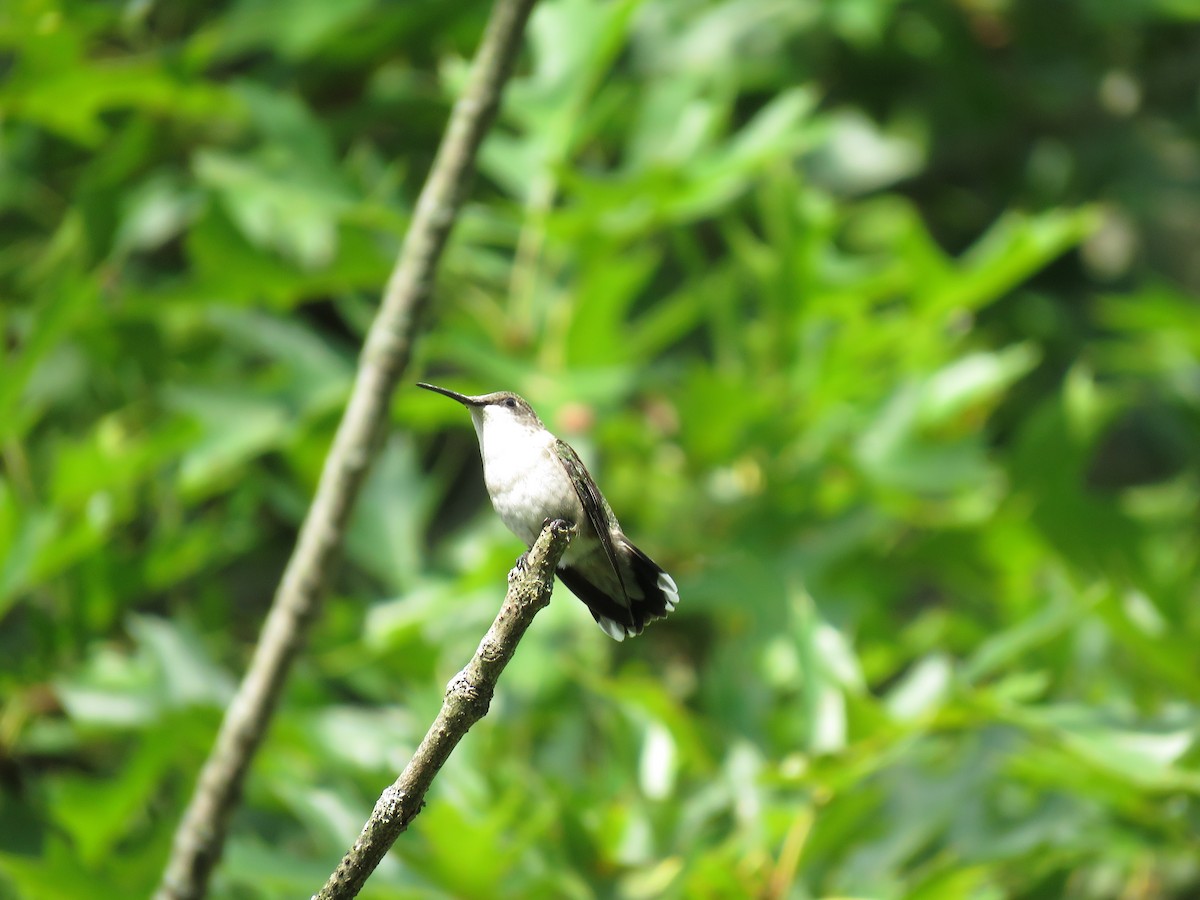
[154,2,540,897]
[315,519,575,900]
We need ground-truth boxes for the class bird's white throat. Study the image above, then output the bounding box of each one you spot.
[468,406,576,546]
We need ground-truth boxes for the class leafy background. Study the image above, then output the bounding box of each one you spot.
[3,0,1200,897]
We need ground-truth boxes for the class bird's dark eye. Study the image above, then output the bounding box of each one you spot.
[505,398,517,409]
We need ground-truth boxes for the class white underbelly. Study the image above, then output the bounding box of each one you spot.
[483,440,581,547]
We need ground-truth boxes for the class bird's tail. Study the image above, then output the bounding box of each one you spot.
[557,540,679,641]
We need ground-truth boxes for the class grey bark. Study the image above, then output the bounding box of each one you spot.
[314,519,575,900]
[154,2,541,897]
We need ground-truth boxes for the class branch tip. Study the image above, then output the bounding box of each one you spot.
[155,1,544,898]
[313,512,573,900]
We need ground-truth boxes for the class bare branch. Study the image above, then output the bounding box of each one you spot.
[155,2,541,898]
[314,519,575,900]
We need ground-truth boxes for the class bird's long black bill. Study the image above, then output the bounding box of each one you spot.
[416,382,484,406]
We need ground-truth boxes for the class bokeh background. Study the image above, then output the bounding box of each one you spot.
[3,0,1200,897]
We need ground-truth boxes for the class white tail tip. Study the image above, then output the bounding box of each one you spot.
[596,616,629,641]
[658,572,680,612]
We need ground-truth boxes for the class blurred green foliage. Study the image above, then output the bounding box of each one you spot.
[3,0,1200,897]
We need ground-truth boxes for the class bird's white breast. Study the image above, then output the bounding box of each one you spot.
[472,409,581,547]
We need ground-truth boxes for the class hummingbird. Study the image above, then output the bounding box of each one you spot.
[418,383,679,640]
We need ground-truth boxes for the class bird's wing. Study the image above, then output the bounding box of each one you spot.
[553,438,629,603]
